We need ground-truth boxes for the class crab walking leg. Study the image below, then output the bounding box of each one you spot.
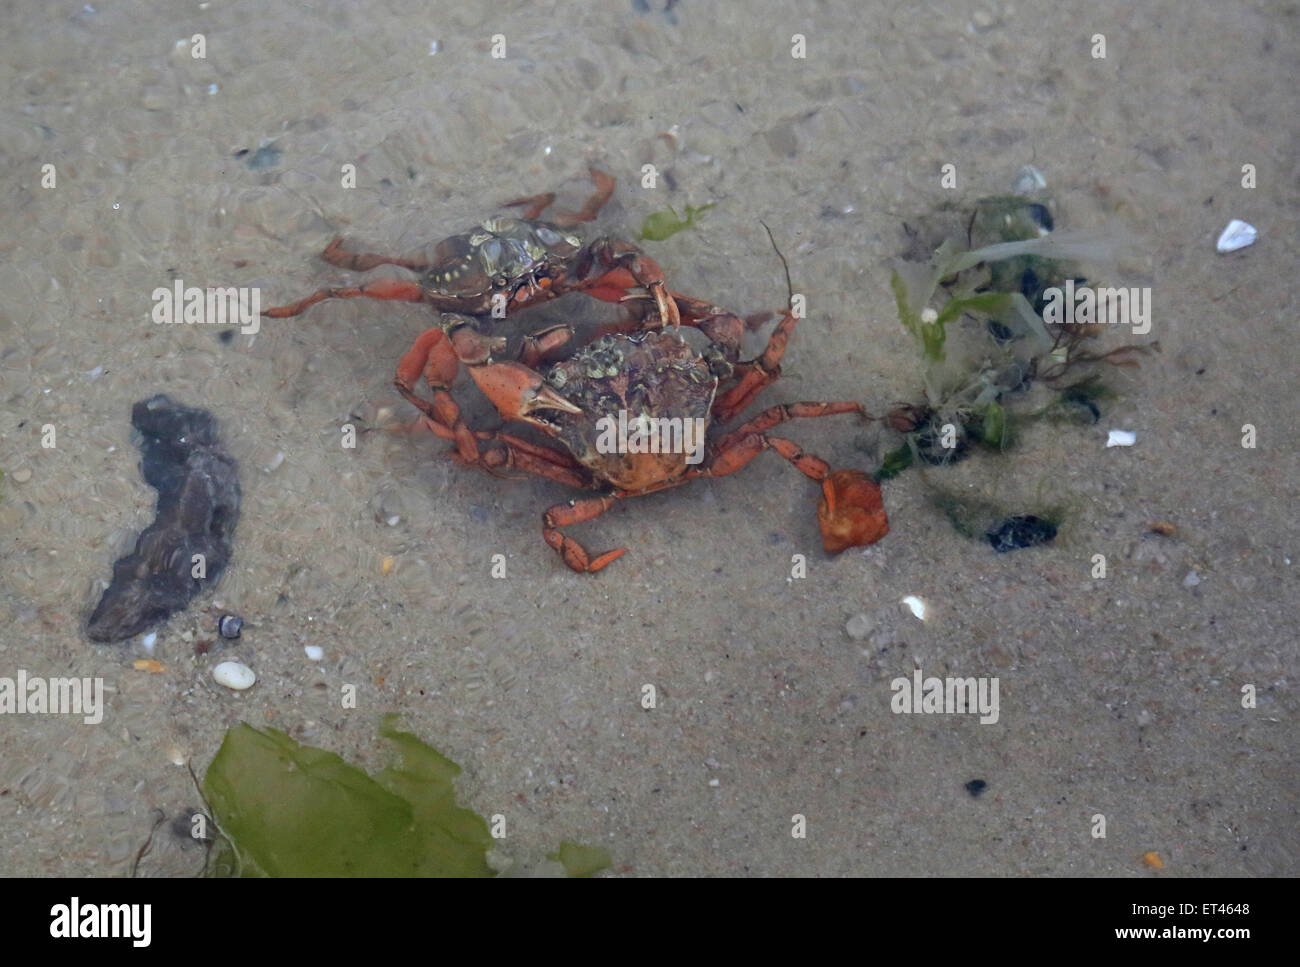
[687,431,888,551]
[393,327,480,462]
[701,432,832,482]
[502,167,615,226]
[542,495,628,573]
[318,235,434,272]
[593,301,748,359]
[712,309,800,423]
[469,432,591,489]
[265,276,426,318]
[721,400,867,436]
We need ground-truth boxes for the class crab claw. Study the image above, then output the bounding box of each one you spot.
[446,321,505,364]
[816,469,889,553]
[468,361,582,426]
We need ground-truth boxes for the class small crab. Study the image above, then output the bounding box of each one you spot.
[394,306,889,572]
[264,168,680,335]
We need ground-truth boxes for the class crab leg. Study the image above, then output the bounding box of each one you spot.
[265,277,426,318]
[700,431,831,482]
[318,235,434,272]
[470,431,590,488]
[502,167,615,226]
[718,400,866,437]
[688,422,888,553]
[711,309,799,423]
[542,495,628,573]
[393,327,480,462]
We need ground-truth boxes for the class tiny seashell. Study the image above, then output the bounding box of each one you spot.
[217,614,243,639]
[1215,219,1257,253]
[213,661,255,690]
[901,595,927,621]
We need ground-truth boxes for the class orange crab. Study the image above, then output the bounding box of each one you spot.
[394,304,889,572]
[264,168,680,337]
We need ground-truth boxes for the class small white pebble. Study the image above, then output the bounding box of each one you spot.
[1183,570,1201,588]
[901,595,927,621]
[303,645,324,661]
[708,778,720,787]
[920,307,938,324]
[386,515,401,526]
[845,613,874,640]
[140,631,157,652]
[213,661,256,690]
[1106,429,1136,447]
[1216,219,1257,253]
[11,468,32,483]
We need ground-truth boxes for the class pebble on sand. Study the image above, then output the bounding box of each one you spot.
[844,613,874,640]
[213,661,255,690]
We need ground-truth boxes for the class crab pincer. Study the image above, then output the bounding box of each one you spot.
[816,469,889,553]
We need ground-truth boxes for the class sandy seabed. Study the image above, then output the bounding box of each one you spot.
[0,0,1296,877]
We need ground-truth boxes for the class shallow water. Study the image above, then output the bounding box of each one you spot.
[1,0,1296,875]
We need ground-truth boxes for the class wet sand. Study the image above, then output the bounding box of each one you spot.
[0,0,1296,876]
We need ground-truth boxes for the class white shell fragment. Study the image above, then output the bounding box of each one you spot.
[303,645,324,661]
[1216,219,1257,253]
[901,595,927,621]
[213,661,256,690]
[1106,430,1137,448]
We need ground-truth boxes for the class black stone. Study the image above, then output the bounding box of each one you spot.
[86,395,240,642]
[986,515,1057,553]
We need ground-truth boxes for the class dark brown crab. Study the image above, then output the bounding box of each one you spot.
[264,168,681,349]
[394,305,889,572]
